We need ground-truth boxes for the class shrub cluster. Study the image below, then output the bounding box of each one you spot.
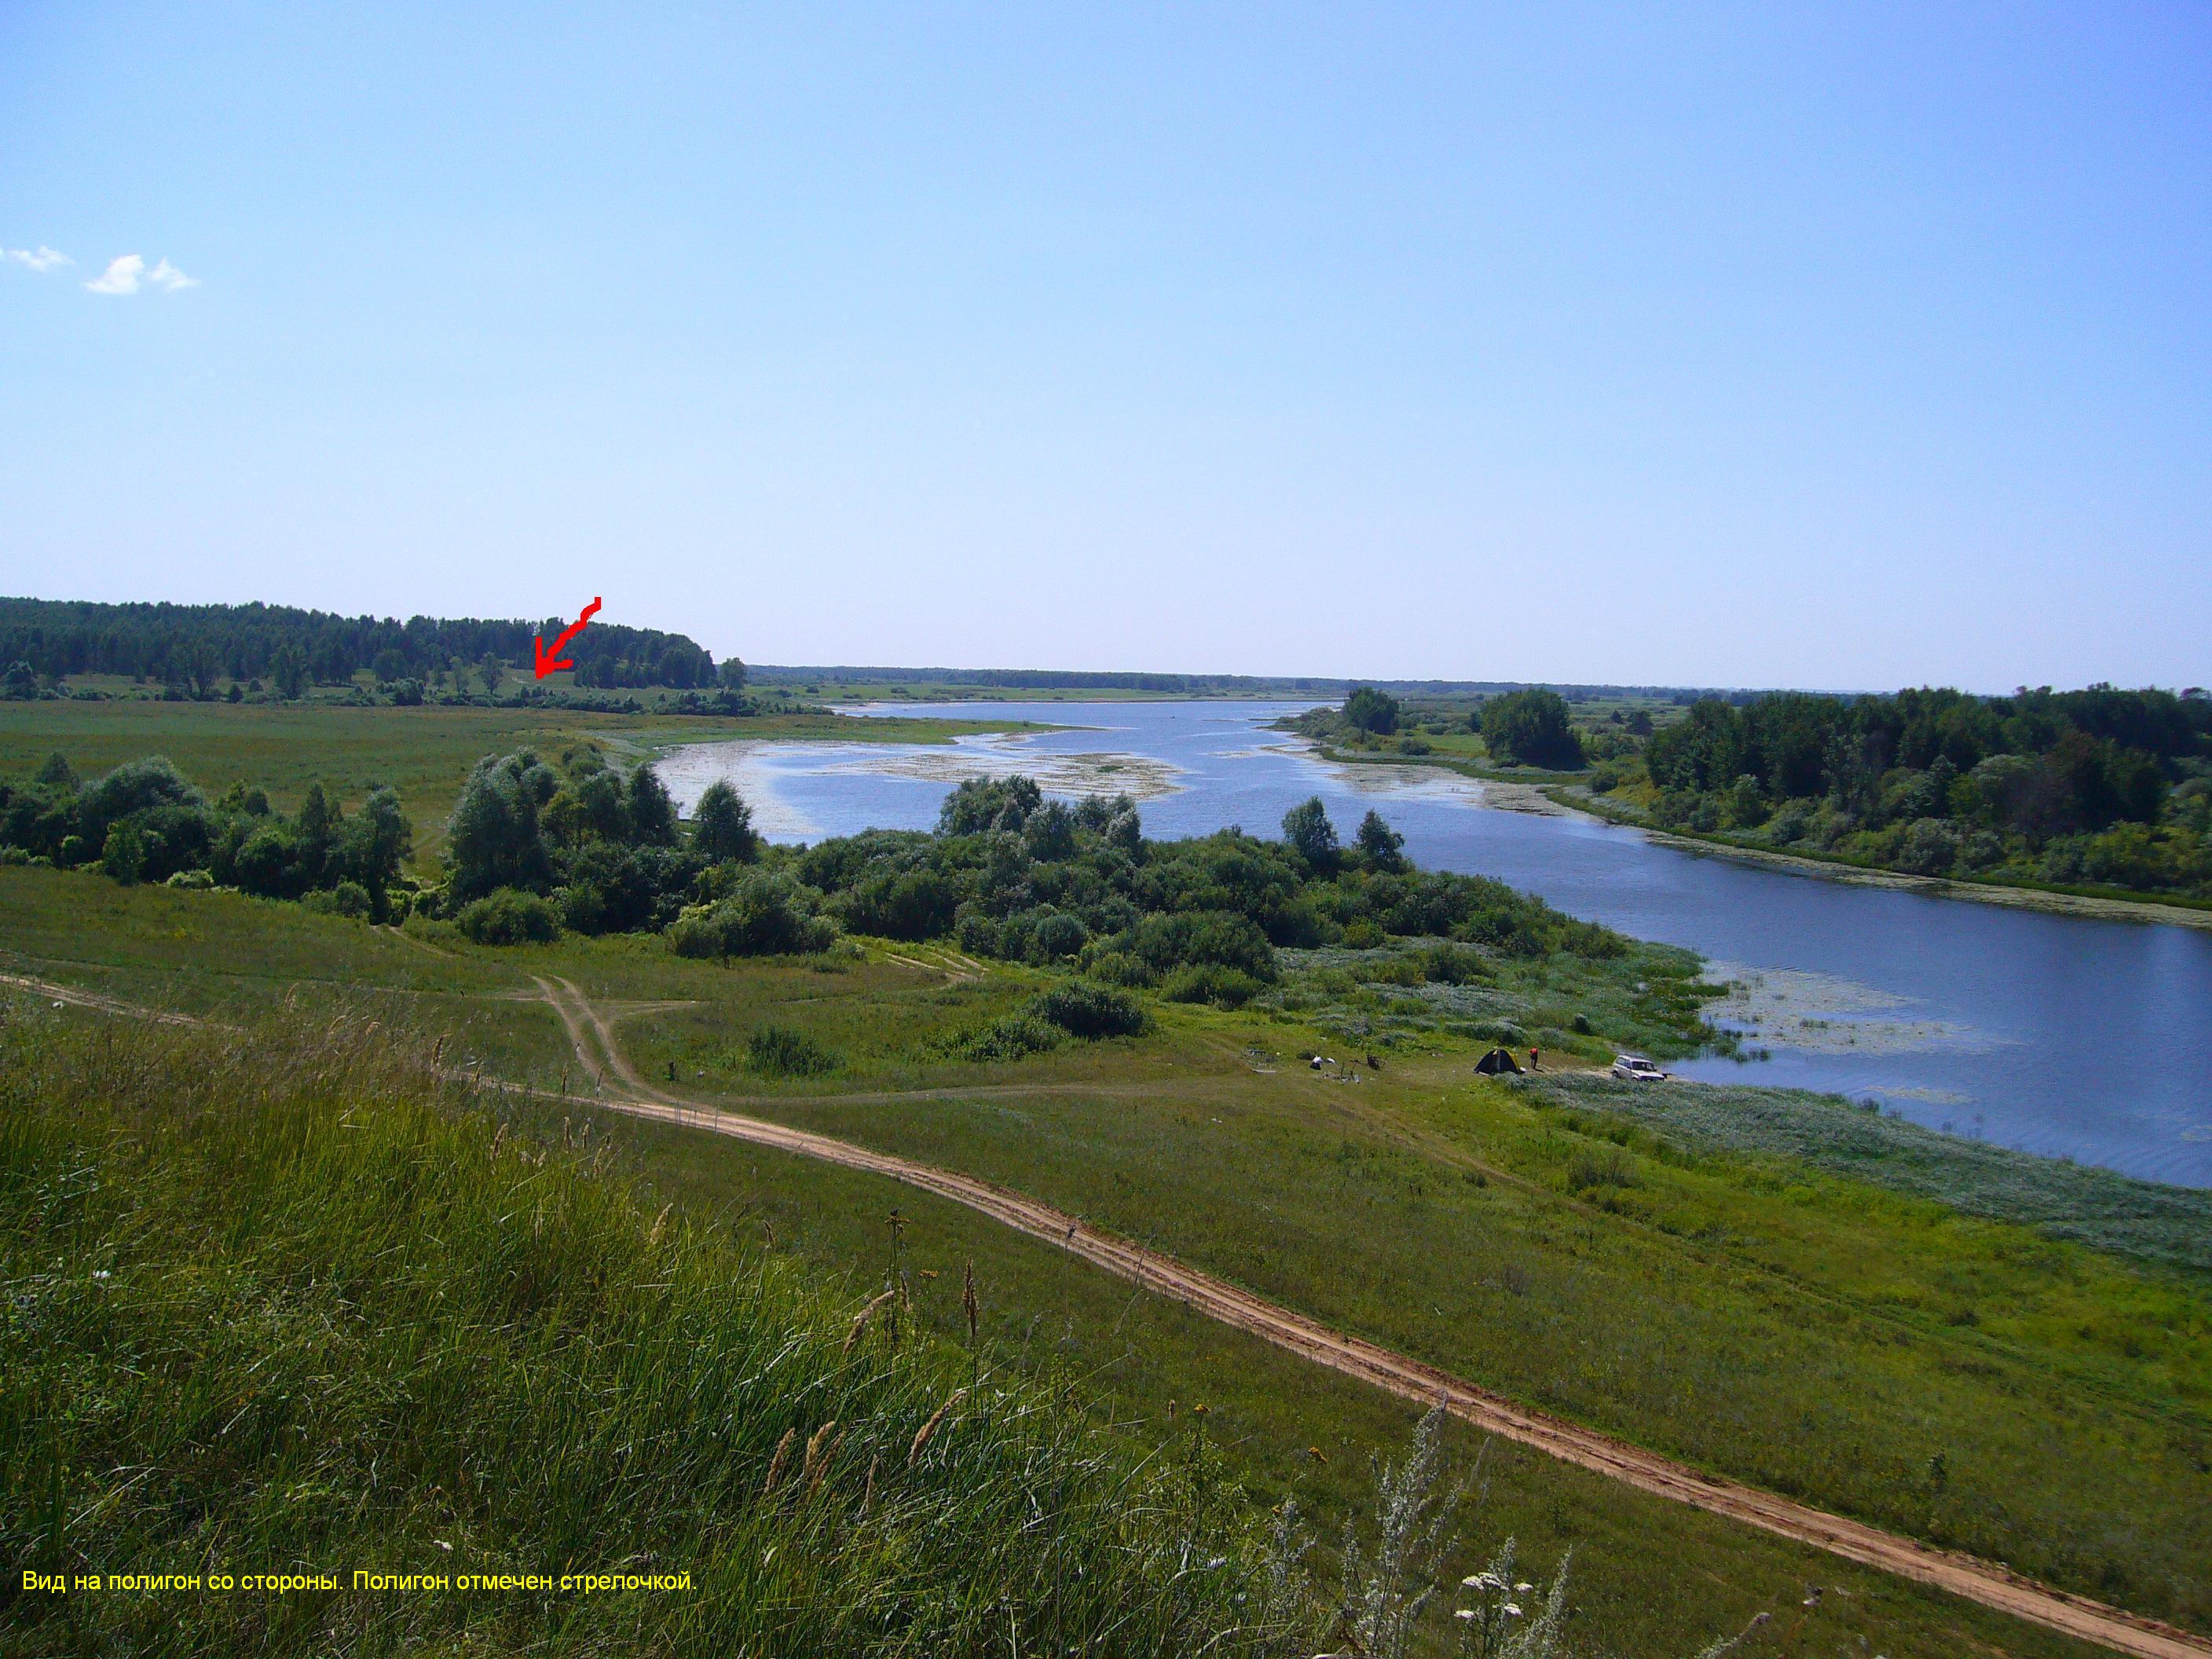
[789,778,1625,991]
[0,753,412,917]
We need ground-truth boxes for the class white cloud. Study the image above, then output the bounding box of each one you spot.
[85,254,145,295]
[5,245,72,272]
[82,253,198,295]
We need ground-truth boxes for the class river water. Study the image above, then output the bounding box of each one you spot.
[658,700,2212,1187]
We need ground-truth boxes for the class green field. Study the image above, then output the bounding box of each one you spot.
[0,697,1037,860]
[5,858,2207,1657]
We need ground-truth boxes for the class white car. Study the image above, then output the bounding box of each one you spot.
[1610,1053,1669,1082]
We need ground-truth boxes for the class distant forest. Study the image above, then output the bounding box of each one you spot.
[0,598,734,694]
[1619,684,2212,899]
[753,664,1718,701]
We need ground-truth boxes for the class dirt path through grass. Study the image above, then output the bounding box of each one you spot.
[9,964,2202,1658]
[527,972,2212,1659]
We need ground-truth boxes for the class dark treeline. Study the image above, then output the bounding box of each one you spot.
[1623,684,2212,896]
[0,598,738,694]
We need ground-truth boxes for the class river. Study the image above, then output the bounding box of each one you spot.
[657,699,2212,1188]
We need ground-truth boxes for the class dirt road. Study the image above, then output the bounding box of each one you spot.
[529,974,2212,1659]
[10,965,2202,1658]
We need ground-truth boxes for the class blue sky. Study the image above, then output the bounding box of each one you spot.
[2,4,2207,690]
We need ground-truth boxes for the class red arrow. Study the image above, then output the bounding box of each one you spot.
[534,597,602,679]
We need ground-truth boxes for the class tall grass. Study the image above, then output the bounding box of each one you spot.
[0,1002,1306,1657]
[1523,1074,2212,1273]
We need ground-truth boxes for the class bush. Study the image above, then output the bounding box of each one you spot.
[1031,982,1149,1038]
[668,873,837,960]
[1420,943,1489,986]
[1082,950,1155,987]
[1159,964,1263,1009]
[101,822,148,885]
[947,1013,1065,1063]
[302,882,372,920]
[456,887,561,946]
[1125,909,1279,982]
[745,1022,840,1077]
[164,868,214,890]
[1897,817,1961,877]
[1026,910,1090,963]
[1565,1148,1640,1193]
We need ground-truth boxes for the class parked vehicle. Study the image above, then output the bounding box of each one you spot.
[1610,1053,1669,1082]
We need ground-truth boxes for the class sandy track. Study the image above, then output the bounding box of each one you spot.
[531,975,2212,1659]
[1,972,213,1027]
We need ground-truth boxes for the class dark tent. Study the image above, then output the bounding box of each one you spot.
[1474,1046,1523,1075]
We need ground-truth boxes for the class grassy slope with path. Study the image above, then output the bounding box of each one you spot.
[0,1001,1291,1657]
[521,970,2209,1659]
[5,866,2209,1657]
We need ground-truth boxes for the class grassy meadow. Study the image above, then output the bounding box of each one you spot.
[0,696,1035,862]
[0,1001,1297,1657]
[5,862,2208,1657]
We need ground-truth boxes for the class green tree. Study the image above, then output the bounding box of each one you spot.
[101,821,147,885]
[1342,686,1401,735]
[338,786,413,902]
[691,780,760,863]
[627,764,679,846]
[183,642,222,700]
[298,782,338,883]
[545,768,628,847]
[446,752,557,900]
[1281,797,1340,870]
[1355,809,1406,870]
[1481,689,1584,768]
[716,657,749,690]
[479,653,506,696]
[270,644,308,700]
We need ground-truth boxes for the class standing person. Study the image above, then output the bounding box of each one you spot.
[1529,1046,1540,1071]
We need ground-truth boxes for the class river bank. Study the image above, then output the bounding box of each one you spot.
[1294,734,2212,934]
[1556,787,2212,934]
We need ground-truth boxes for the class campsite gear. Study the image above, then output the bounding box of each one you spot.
[1474,1046,1524,1075]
